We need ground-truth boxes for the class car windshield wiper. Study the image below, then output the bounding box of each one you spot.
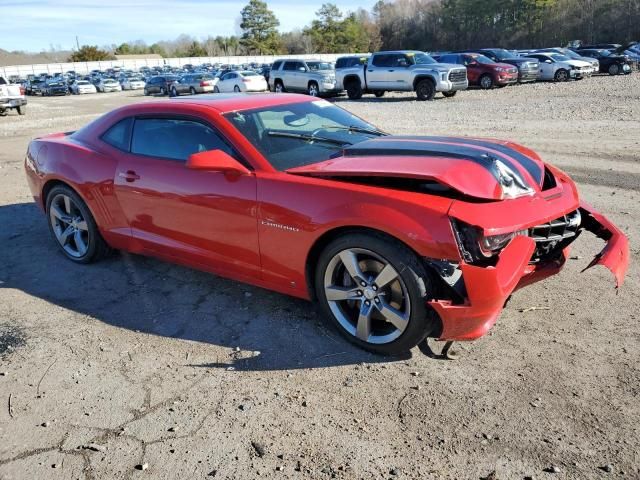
[267,131,352,146]
[320,125,387,136]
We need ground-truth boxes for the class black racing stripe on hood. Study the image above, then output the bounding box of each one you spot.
[343,138,522,181]
[400,136,544,185]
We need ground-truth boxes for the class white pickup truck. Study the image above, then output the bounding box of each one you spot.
[0,76,27,116]
[337,50,468,101]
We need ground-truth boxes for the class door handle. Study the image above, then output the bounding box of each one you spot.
[119,170,140,182]
[367,69,373,72]
[388,69,395,72]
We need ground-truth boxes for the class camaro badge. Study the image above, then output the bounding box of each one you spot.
[261,220,300,232]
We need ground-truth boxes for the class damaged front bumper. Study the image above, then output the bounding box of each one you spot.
[429,196,629,342]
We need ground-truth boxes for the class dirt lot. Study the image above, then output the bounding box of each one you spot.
[0,78,638,480]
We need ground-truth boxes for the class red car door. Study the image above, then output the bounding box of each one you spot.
[113,116,260,280]
[462,55,481,84]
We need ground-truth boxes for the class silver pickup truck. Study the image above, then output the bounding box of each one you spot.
[268,59,340,97]
[336,50,468,100]
[0,76,27,115]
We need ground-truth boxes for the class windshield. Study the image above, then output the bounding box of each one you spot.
[409,52,437,65]
[77,81,90,85]
[549,54,570,62]
[240,71,258,77]
[491,49,513,60]
[306,61,333,71]
[225,100,383,170]
[104,79,117,84]
[472,55,495,64]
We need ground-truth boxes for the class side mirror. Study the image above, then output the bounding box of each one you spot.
[298,67,307,72]
[545,59,552,63]
[186,149,250,175]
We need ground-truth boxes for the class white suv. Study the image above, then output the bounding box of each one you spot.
[268,59,340,96]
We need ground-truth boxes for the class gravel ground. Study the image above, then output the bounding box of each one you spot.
[0,76,638,480]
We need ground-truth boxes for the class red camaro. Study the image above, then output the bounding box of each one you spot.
[24,94,629,355]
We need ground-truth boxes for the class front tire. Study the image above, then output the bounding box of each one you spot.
[554,69,569,82]
[315,233,438,355]
[442,91,457,98]
[274,80,285,93]
[415,79,436,100]
[46,185,110,264]
[307,81,319,97]
[479,74,494,89]
[373,91,385,98]
[17,105,26,115]
[608,63,620,75]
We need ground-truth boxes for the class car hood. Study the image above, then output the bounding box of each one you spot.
[565,59,591,67]
[422,63,464,72]
[287,136,546,201]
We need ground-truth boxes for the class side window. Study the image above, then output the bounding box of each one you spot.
[335,58,346,69]
[440,55,458,64]
[271,60,282,70]
[393,55,410,67]
[101,117,133,151]
[131,118,235,162]
[372,54,390,67]
[283,61,297,71]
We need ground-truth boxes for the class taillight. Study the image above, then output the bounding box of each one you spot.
[20,86,25,95]
[242,78,250,83]
[200,81,207,87]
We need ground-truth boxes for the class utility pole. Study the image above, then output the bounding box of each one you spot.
[76,36,80,50]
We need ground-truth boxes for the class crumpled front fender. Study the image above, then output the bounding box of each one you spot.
[579,201,630,288]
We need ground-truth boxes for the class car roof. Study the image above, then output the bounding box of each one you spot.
[151,93,314,113]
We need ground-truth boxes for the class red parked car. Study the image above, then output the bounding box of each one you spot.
[437,53,519,89]
[24,94,628,355]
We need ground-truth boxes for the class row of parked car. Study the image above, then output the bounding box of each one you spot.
[3,41,637,115]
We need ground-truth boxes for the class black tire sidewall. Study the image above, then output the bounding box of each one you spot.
[346,81,363,99]
[314,233,436,355]
[45,186,103,264]
[416,79,435,100]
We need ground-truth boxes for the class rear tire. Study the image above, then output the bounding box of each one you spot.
[45,185,110,264]
[373,91,385,98]
[189,87,196,95]
[346,80,363,100]
[159,87,166,96]
[213,86,220,93]
[314,233,438,355]
[415,79,436,100]
[442,91,457,98]
[17,105,26,115]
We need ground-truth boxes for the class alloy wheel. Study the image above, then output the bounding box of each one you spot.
[48,193,89,258]
[308,83,319,96]
[323,248,411,345]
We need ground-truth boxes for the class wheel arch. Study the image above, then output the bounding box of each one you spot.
[412,74,436,90]
[342,74,361,87]
[305,225,428,301]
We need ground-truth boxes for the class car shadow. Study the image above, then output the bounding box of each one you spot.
[329,95,449,103]
[0,202,413,371]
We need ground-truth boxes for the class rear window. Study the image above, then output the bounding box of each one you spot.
[101,117,133,151]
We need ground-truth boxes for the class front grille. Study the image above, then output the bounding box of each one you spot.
[448,70,467,83]
[529,210,581,262]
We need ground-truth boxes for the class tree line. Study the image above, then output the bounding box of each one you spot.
[68,0,640,61]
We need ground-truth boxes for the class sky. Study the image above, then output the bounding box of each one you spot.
[2,0,377,52]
